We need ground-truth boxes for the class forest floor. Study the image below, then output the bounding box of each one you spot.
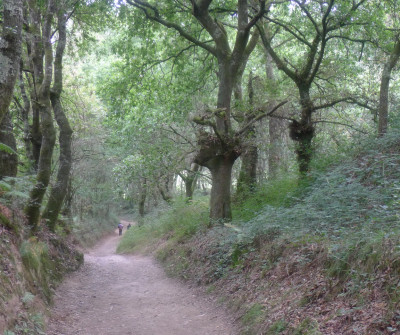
[46,220,237,335]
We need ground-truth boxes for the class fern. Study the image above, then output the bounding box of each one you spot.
[0,143,17,155]
[0,180,12,192]
[5,190,30,199]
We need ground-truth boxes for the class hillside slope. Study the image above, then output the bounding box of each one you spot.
[121,131,400,334]
[0,207,83,334]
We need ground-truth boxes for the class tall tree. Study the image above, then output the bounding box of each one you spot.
[258,0,367,175]
[42,4,73,231]
[0,0,23,125]
[0,111,17,178]
[126,0,268,221]
[0,0,23,178]
[378,38,400,136]
[24,0,56,229]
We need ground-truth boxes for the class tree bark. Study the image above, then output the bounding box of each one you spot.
[158,174,173,203]
[289,88,315,175]
[0,0,23,125]
[265,52,287,178]
[237,143,257,193]
[208,156,236,221]
[25,0,56,230]
[185,163,200,200]
[42,8,73,231]
[0,111,17,178]
[18,67,34,165]
[138,178,147,217]
[236,73,258,194]
[378,39,400,136]
[195,135,239,221]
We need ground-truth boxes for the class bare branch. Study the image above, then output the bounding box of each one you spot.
[236,100,288,136]
[313,120,369,134]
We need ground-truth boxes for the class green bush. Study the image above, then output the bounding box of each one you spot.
[117,197,209,254]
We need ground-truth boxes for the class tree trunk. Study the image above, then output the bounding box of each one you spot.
[0,111,18,178]
[18,68,34,165]
[31,103,42,169]
[236,73,258,195]
[378,39,400,137]
[185,163,200,200]
[42,9,72,231]
[237,141,257,194]
[194,61,240,221]
[268,117,287,178]
[62,177,74,218]
[158,174,173,203]
[25,0,56,230]
[138,178,147,217]
[265,52,287,178]
[208,156,236,221]
[289,87,315,175]
[0,0,23,125]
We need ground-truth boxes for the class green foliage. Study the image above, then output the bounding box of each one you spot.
[0,176,35,208]
[242,303,267,334]
[0,142,17,155]
[266,319,288,334]
[234,131,400,245]
[20,238,49,275]
[4,312,45,335]
[233,176,299,221]
[117,198,209,254]
[73,211,119,248]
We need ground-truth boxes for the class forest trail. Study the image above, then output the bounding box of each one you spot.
[46,221,237,335]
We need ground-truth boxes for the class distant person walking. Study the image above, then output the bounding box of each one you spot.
[127,223,132,229]
[118,223,124,236]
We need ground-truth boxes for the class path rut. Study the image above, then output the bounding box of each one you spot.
[46,228,237,335]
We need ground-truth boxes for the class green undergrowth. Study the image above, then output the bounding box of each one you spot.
[118,130,400,333]
[1,215,83,334]
[232,176,300,221]
[117,197,209,254]
[72,211,119,247]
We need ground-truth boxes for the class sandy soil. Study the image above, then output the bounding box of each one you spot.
[46,225,237,335]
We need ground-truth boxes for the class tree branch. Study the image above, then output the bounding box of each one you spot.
[126,0,217,56]
[313,120,369,134]
[236,100,288,137]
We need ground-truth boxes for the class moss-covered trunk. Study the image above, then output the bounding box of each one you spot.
[42,10,72,231]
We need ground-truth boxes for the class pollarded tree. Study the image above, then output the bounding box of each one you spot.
[125,0,277,221]
[258,0,368,175]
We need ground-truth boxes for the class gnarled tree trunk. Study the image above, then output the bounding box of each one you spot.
[208,156,237,221]
[184,163,200,200]
[42,9,73,231]
[0,0,23,125]
[25,0,56,229]
[0,111,17,178]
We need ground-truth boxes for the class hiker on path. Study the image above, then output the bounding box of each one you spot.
[118,223,123,236]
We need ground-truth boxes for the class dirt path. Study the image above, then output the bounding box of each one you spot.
[46,226,237,335]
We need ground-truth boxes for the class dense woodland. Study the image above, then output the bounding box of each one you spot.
[2,0,400,333]
[1,0,399,226]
